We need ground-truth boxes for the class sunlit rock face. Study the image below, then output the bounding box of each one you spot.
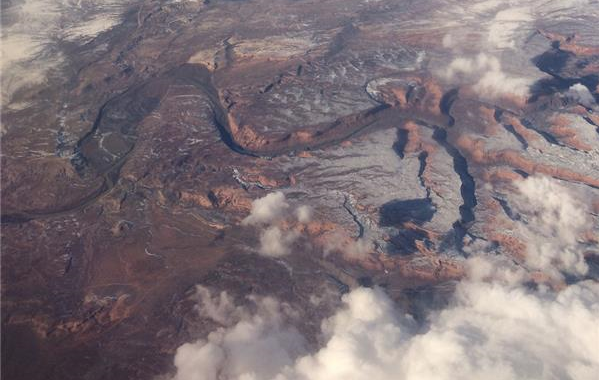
[1,0,598,379]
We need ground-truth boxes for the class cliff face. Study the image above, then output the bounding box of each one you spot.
[2,0,599,379]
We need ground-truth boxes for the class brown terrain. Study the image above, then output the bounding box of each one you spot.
[1,0,598,379]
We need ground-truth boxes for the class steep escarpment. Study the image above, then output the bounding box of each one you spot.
[2,1,599,380]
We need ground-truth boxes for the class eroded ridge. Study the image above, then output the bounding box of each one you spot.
[2,1,599,379]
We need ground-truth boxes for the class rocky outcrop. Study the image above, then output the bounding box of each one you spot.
[455,135,599,188]
[3,1,599,380]
[549,114,594,151]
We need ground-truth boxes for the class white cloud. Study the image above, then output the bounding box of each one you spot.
[438,2,545,100]
[242,192,290,226]
[192,285,245,325]
[396,278,599,380]
[487,7,533,49]
[465,254,527,286]
[1,0,127,105]
[171,288,306,380]
[567,84,596,108]
[242,193,373,260]
[295,206,312,224]
[514,176,589,278]
[344,238,374,259]
[259,226,298,257]
[445,54,498,78]
[241,192,312,257]
[169,268,599,380]
[474,69,531,98]
[169,176,598,380]
[444,53,531,98]
[323,231,374,260]
[442,33,455,49]
[287,278,599,380]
